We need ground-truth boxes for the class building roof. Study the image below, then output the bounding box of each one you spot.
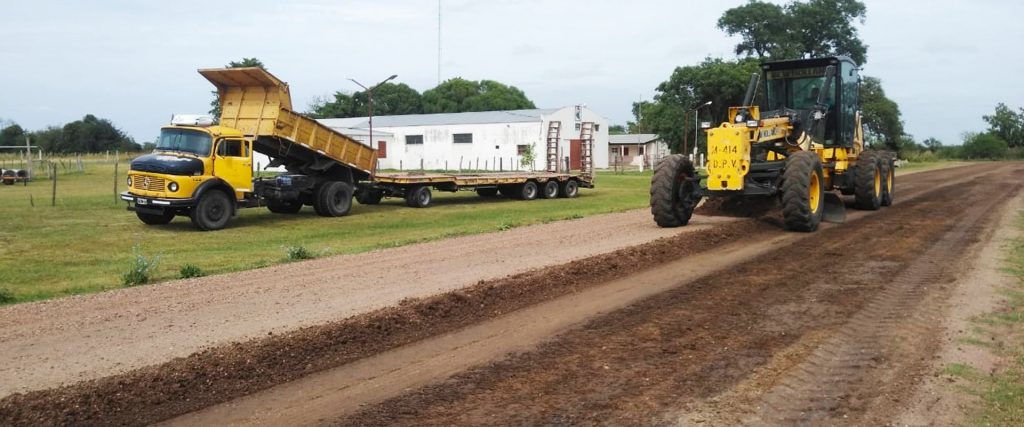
[609,134,660,145]
[325,126,394,137]
[318,108,560,129]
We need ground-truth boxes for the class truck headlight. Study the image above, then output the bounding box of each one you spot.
[127,176,132,186]
[168,182,179,192]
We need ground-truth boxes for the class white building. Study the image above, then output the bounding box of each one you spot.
[608,134,670,169]
[318,106,609,172]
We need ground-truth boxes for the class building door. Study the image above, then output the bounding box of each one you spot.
[570,139,582,171]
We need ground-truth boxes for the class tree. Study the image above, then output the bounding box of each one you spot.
[922,137,942,152]
[638,57,762,153]
[209,57,266,119]
[0,123,26,146]
[961,132,1008,159]
[718,0,867,64]
[422,78,535,113]
[982,103,1024,148]
[859,76,904,151]
[309,82,423,119]
[608,124,627,135]
[31,115,138,153]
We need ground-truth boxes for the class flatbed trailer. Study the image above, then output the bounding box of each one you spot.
[122,67,594,230]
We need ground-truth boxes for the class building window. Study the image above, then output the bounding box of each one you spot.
[517,144,529,155]
[639,146,645,156]
[453,133,473,144]
[595,124,601,132]
[406,135,423,145]
[575,123,581,131]
[623,147,630,156]
[377,140,387,158]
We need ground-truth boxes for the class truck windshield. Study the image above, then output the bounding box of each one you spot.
[157,129,212,156]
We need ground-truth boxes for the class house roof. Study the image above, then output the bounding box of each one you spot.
[325,126,394,137]
[318,108,561,129]
[609,134,660,145]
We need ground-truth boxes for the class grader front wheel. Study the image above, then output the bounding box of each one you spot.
[650,154,701,228]
[781,151,825,232]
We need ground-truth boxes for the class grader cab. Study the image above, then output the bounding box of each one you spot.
[650,56,894,232]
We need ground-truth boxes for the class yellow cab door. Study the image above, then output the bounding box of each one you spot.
[212,138,253,200]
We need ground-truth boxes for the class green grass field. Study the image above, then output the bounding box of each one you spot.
[0,162,654,304]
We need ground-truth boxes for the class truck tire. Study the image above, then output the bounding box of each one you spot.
[267,198,303,214]
[517,181,539,200]
[781,151,825,232]
[405,185,432,208]
[476,187,499,197]
[136,209,175,225]
[190,190,232,231]
[854,151,882,210]
[880,156,895,207]
[541,180,560,199]
[559,179,579,198]
[355,189,384,205]
[313,181,354,217]
[649,154,697,227]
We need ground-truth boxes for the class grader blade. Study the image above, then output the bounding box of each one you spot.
[823,192,846,223]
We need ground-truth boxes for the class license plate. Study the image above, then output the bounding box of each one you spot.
[136,198,149,206]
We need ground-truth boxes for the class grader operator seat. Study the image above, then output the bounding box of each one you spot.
[761,56,859,147]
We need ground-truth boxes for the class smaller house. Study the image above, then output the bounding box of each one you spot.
[608,134,669,169]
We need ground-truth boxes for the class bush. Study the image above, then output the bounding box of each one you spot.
[122,246,160,286]
[179,264,204,279]
[0,288,14,304]
[962,132,1009,159]
[284,245,315,261]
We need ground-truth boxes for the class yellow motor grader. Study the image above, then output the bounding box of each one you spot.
[650,56,894,232]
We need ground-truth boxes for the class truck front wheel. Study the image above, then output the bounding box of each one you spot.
[314,181,354,217]
[190,190,233,231]
[136,209,175,225]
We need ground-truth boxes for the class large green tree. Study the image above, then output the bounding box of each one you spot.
[309,82,423,119]
[209,57,266,119]
[718,0,868,64]
[30,115,138,153]
[982,103,1024,148]
[0,123,26,146]
[422,78,535,113]
[859,76,904,151]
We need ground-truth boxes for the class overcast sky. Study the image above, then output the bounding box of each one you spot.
[2,0,1021,147]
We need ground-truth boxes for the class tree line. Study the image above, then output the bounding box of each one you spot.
[0,115,140,154]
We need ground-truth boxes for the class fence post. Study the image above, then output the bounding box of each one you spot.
[113,153,119,204]
[51,162,57,207]
[459,155,463,172]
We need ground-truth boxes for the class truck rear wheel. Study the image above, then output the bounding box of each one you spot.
[559,180,579,198]
[267,198,302,214]
[541,180,560,199]
[855,151,882,210]
[190,190,232,231]
[518,181,539,200]
[314,181,353,217]
[650,154,697,227]
[136,209,175,225]
[781,151,825,232]
[405,185,432,208]
[880,156,895,207]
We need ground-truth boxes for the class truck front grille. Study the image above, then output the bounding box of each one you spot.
[132,175,165,192]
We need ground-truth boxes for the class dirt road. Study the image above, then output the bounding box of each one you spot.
[1,163,1016,426]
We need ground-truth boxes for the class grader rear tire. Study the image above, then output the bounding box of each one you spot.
[781,151,825,232]
[855,151,882,210]
[650,154,699,227]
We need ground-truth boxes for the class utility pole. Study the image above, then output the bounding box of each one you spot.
[349,75,399,154]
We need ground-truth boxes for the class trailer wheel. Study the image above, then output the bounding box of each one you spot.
[267,199,303,214]
[190,190,233,231]
[476,187,499,197]
[136,209,175,225]
[649,154,697,227]
[854,151,882,210]
[781,151,825,232]
[405,185,432,208]
[559,179,579,198]
[314,181,354,217]
[880,156,895,207]
[518,181,539,200]
[541,180,560,199]
[355,189,384,205]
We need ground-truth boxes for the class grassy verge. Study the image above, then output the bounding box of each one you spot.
[944,213,1024,425]
[0,164,653,304]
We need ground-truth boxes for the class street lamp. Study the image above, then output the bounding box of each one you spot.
[688,100,713,158]
[348,74,398,154]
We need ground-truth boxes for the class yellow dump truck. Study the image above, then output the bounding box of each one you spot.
[122,67,593,230]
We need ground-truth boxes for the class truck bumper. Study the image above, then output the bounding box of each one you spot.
[121,191,195,212]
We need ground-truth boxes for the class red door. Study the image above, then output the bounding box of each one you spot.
[569,139,582,171]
